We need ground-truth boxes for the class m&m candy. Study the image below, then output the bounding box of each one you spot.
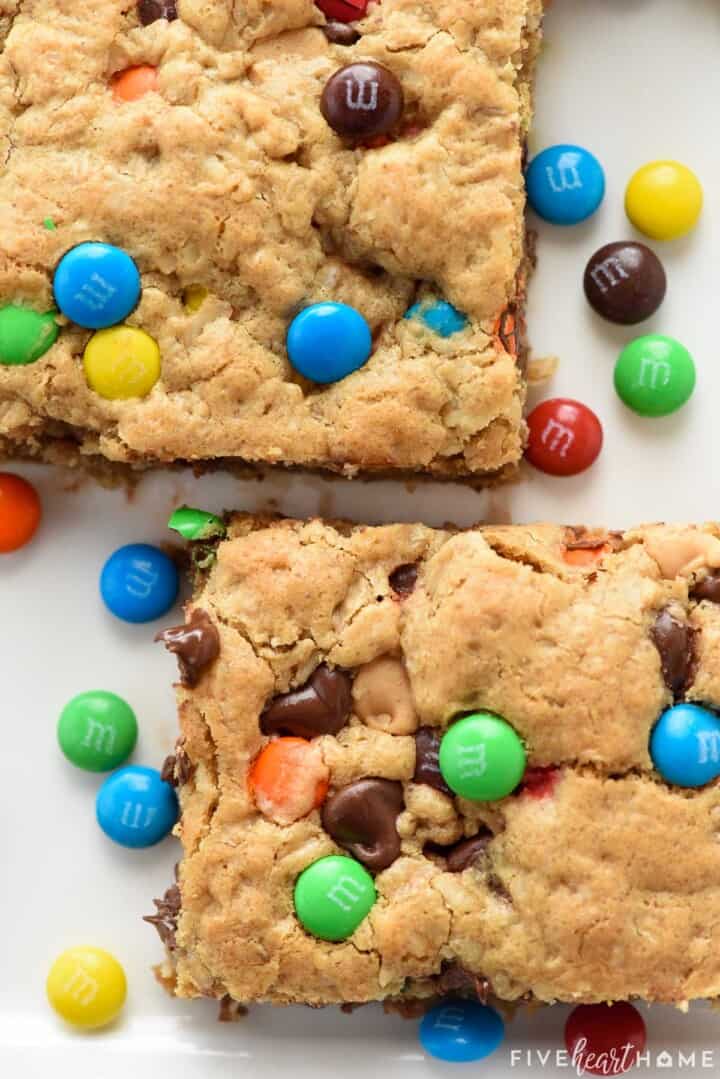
[419,1000,505,1063]
[100,543,179,623]
[650,703,720,788]
[565,1002,646,1076]
[583,242,666,325]
[404,299,468,337]
[112,64,159,102]
[167,505,226,542]
[53,242,141,329]
[58,690,138,772]
[183,284,208,312]
[614,335,695,417]
[294,855,376,940]
[526,398,603,477]
[84,326,160,399]
[47,946,127,1029]
[0,304,58,365]
[286,302,372,383]
[625,161,703,241]
[0,472,41,553]
[526,144,605,225]
[96,765,178,847]
[249,737,329,825]
[439,712,526,802]
[315,0,368,21]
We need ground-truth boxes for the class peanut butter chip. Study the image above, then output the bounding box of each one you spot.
[352,656,418,734]
[644,530,720,579]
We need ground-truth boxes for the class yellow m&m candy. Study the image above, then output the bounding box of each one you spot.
[84,326,160,400]
[183,284,207,313]
[46,946,127,1029]
[625,161,703,241]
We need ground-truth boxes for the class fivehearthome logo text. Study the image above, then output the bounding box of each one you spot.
[510,1045,716,1074]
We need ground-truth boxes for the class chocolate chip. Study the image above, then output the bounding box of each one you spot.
[261,665,352,739]
[436,961,491,1003]
[322,778,404,871]
[155,609,220,687]
[446,832,492,873]
[650,608,697,698]
[584,242,666,325]
[161,741,194,787]
[218,995,248,1022]
[320,62,404,139]
[389,563,418,596]
[692,570,720,604]
[413,727,451,795]
[143,883,181,948]
[137,0,177,25]
[322,21,360,45]
[160,753,176,785]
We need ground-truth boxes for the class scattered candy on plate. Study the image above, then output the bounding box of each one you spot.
[46,946,127,1029]
[419,999,505,1063]
[53,242,141,329]
[583,242,667,325]
[0,304,58,366]
[614,334,695,417]
[439,712,526,801]
[526,144,605,225]
[96,764,178,847]
[100,543,179,623]
[650,703,720,788]
[0,472,41,553]
[286,302,372,383]
[294,854,376,941]
[321,62,404,139]
[84,326,161,400]
[525,398,603,477]
[565,1002,646,1076]
[58,690,138,772]
[404,299,469,337]
[625,160,703,241]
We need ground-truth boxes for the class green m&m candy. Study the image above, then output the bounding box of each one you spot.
[58,690,138,772]
[0,304,59,366]
[439,712,526,802]
[294,855,376,941]
[168,505,226,542]
[614,334,695,417]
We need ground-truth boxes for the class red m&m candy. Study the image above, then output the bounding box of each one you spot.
[315,0,368,22]
[565,1002,646,1076]
[526,398,603,477]
[0,472,41,553]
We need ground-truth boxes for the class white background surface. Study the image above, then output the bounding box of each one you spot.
[3,0,720,1074]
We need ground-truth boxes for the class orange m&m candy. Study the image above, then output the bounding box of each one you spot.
[563,544,609,567]
[112,65,158,102]
[249,737,329,825]
[0,472,41,553]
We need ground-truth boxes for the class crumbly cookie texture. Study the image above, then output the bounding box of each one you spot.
[153,516,720,1007]
[0,0,541,479]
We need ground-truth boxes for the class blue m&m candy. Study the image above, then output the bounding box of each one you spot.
[526,144,605,225]
[404,299,468,337]
[650,703,720,788]
[100,543,179,623]
[420,1000,505,1063]
[53,242,141,329]
[96,765,178,848]
[286,302,371,383]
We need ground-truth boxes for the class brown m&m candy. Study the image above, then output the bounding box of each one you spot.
[138,0,177,24]
[583,242,666,325]
[320,62,403,139]
[261,665,352,739]
[322,778,404,871]
[322,21,361,45]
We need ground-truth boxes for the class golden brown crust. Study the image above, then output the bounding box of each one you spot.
[161,517,720,1007]
[0,0,543,478]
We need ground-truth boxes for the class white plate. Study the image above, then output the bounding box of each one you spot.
[4,0,720,1074]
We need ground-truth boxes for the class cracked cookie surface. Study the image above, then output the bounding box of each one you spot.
[0,0,541,478]
[154,516,720,1007]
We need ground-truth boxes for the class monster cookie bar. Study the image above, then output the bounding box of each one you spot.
[149,514,720,1007]
[0,0,542,480]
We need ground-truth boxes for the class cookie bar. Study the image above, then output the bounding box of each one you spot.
[149,515,720,1007]
[0,0,541,480]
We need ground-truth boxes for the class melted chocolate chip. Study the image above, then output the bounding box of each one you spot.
[389,563,418,596]
[155,609,220,687]
[160,753,176,785]
[446,832,492,873]
[261,665,352,739]
[320,62,404,139]
[160,741,195,788]
[436,962,491,1003]
[322,21,360,45]
[650,608,697,698]
[322,778,404,871]
[413,727,451,795]
[692,571,720,604]
[138,0,177,25]
[143,883,181,948]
